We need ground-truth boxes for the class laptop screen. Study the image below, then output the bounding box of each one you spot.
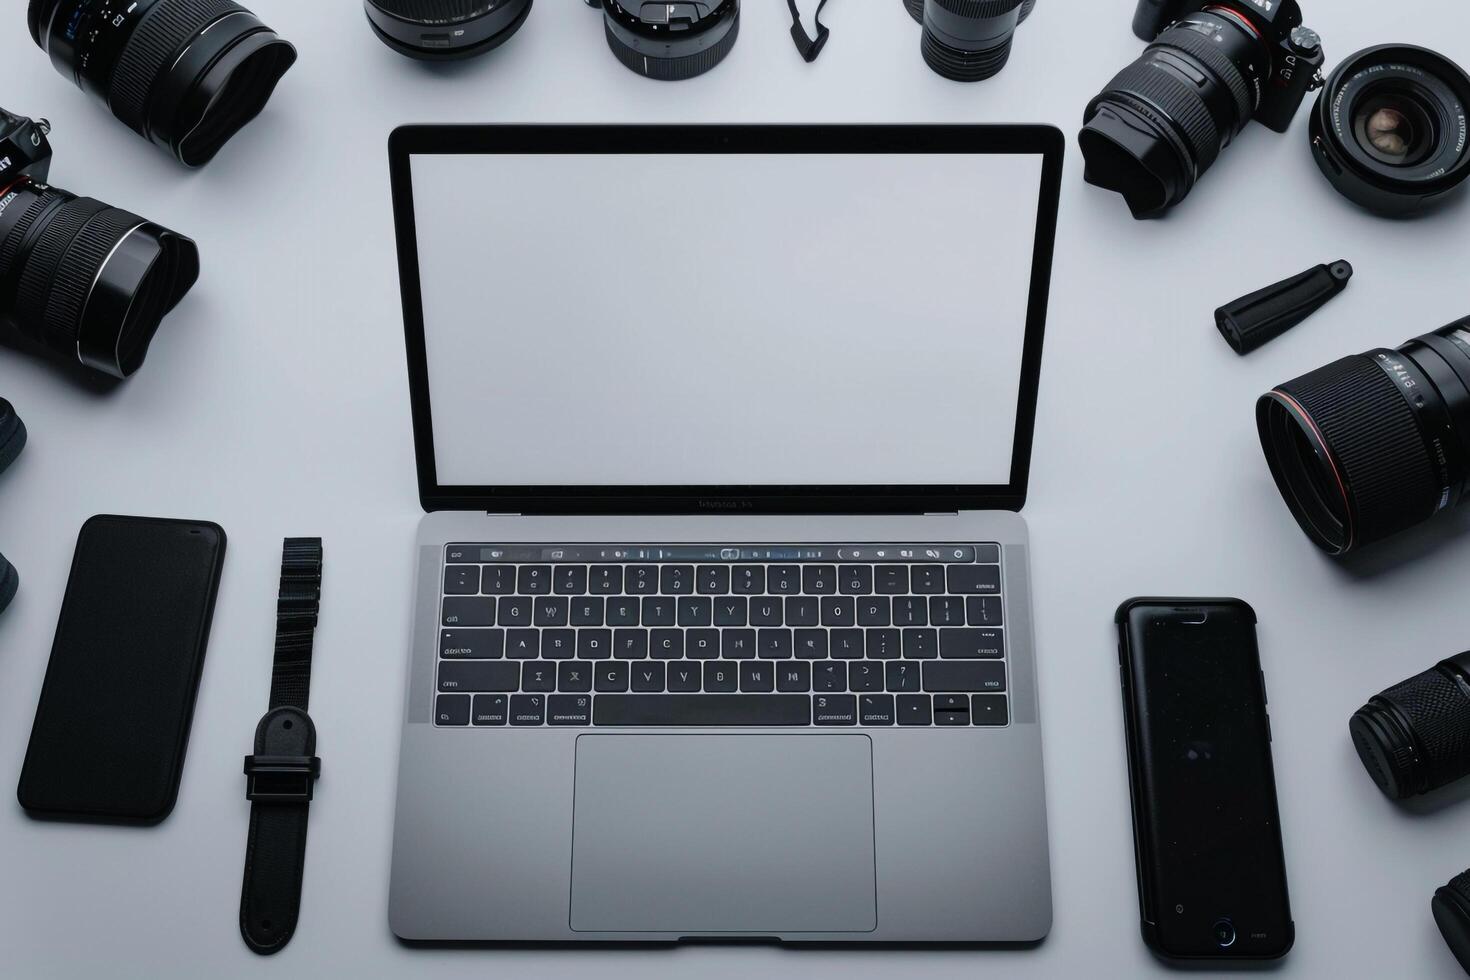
[396,127,1060,509]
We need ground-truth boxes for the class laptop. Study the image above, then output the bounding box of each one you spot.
[386,124,1064,943]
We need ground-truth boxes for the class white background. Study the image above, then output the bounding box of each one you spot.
[2,1,1470,977]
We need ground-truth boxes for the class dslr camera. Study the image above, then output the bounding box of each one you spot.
[1079,0,1326,217]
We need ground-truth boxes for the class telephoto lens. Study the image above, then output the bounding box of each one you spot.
[1257,317,1470,555]
[364,0,534,61]
[0,397,24,616]
[29,0,297,167]
[0,109,200,380]
[597,0,740,81]
[1311,45,1470,216]
[920,0,1031,82]
[1350,652,1470,801]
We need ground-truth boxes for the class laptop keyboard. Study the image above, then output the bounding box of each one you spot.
[433,544,1008,729]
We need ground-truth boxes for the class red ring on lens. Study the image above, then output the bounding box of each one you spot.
[1267,388,1356,552]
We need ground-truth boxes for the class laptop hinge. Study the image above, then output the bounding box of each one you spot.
[485,513,521,517]
[925,511,961,516]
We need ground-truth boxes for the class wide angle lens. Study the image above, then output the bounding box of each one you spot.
[1257,319,1470,555]
[29,0,296,167]
[921,0,1029,82]
[0,180,199,379]
[599,0,740,82]
[1078,6,1265,217]
[364,0,534,61]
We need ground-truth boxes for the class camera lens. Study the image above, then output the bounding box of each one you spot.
[0,179,199,379]
[1212,919,1236,948]
[1350,652,1470,800]
[29,0,296,167]
[1257,319,1470,554]
[1434,870,1470,975]
[903,0,1031,26]
[1079,7,1267,218]
[1311,45,1470,216]
[364,0,534,61]
[599,0,740,82]
[0,397,19,617]
[921,0,1029,82]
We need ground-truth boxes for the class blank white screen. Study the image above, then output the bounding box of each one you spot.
[412,152,1042,487]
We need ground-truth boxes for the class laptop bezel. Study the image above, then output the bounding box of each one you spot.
[389,124,1064,516]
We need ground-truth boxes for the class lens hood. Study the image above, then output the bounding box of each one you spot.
[1311,44,1470,215]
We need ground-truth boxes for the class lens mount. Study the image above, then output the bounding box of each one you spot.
[601,0,740,81]
[364,0,534,61]
[1311,45,1470,215]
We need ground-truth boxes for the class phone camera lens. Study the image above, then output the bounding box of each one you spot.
[1212,919,1237,948]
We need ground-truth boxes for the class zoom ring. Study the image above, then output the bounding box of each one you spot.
[0,190,60,295]
[1381,667,1470,792]
[108,0,245,137]
[1278,355,1442,549]
[1104,60,1223,175]
[43,206,147,358]
[1153,26,1255,128]
[13,197,109,347]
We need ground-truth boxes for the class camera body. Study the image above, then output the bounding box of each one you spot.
[1132,0,1325,133]
[0,108,53,188]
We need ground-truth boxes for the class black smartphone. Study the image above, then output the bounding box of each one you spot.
[1115,597,1293,960]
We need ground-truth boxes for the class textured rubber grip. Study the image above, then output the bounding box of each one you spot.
[1153,24,1255,127]
[921,27,1014,81]
[109,0,244,136]
[44,206,147,358]
[930,0,1023,17]
[1103,59,1223,175]
[1380,664,1470,792]
[13,197,110,349]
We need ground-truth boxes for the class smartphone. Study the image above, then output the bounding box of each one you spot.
[1115,598,1293,960]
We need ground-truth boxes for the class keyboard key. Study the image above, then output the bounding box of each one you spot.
[570,597,605,626]
[721,629,756,660]
[821,596,856,626]
[590,565,622,595]
[714,597,748,626]
[678,597,713,627]
[858,597,892,627]
[814,661,848,693]
[831,629,865,659]
[595,662,629,692]
[893,596,928,627]
[973,694,1008,726]
[505,629,539,659]
[442,596,495,627]
[436,693,470,726]
[886,661,921,693]
[785,596,819,627]
[897,694,932,726]
[866,628,901,659]
[632,662,666,692]
[554,566,588,595]
[794,629,828,660]
[839,565,873,595]
[750,598,783,627]
[626,565,659,595]
[577,629,612,660]
[667,662,702,692]
[803,565,836,595]
[758,628,794,660]
[939,628,1005,659]
[704,662,739,693]
[814,694,857,725]
[740,661,775,692]
[444,565,480,595]
[934,694,972,725]
[541,629,575,659]
[518,565,552,595]
[850,662,883,692]
[594,695,810,726]
[534,597,569,627]
[967,596,1003,626]
[614,628,648,659]
[911,565,945,595]
[697,565,731,595]
[929,596,965,627]
[975,544,1001,563]
[661,565,694,595]
[875,566,909,595]
[510,694,545,726]
[769,565,802,595]
[558,662,592,693]
[860,694,895,726]
[522,663,556,692]
[948,564,1001,594]
[687,628,720,660]
[497,596,531,627]
[440,661,520,693]
[903,628,938,659]
[651,629,684,659]
[924,661,1007,692]
[548,694,592,726]
[777,662,811,692]
[471,694,508,726]
[440,628,503,659]
[642,597,676,626]
[733,566,765,595]
[607,597,639,627]
[481,565,515,595]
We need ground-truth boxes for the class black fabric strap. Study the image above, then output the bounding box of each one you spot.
[787,0,832,62]
[240,538,323,955]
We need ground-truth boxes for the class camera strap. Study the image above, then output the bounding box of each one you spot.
[786,0,832,62]
[239,538,324,955]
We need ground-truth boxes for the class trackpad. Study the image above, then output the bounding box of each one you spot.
[570,735,877,934]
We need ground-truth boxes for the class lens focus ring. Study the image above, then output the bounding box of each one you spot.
[1381,666,1470,791]
[1155,26,1255,128]
[108,0,245,137]
[1103,60,1222,174]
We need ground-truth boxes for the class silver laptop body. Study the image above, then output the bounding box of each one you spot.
[386,124,1064,944]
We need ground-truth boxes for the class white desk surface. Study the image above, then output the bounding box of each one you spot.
[3,1,1470,976]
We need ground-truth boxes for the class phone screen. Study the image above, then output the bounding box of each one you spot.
[1122,601,1292,958]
